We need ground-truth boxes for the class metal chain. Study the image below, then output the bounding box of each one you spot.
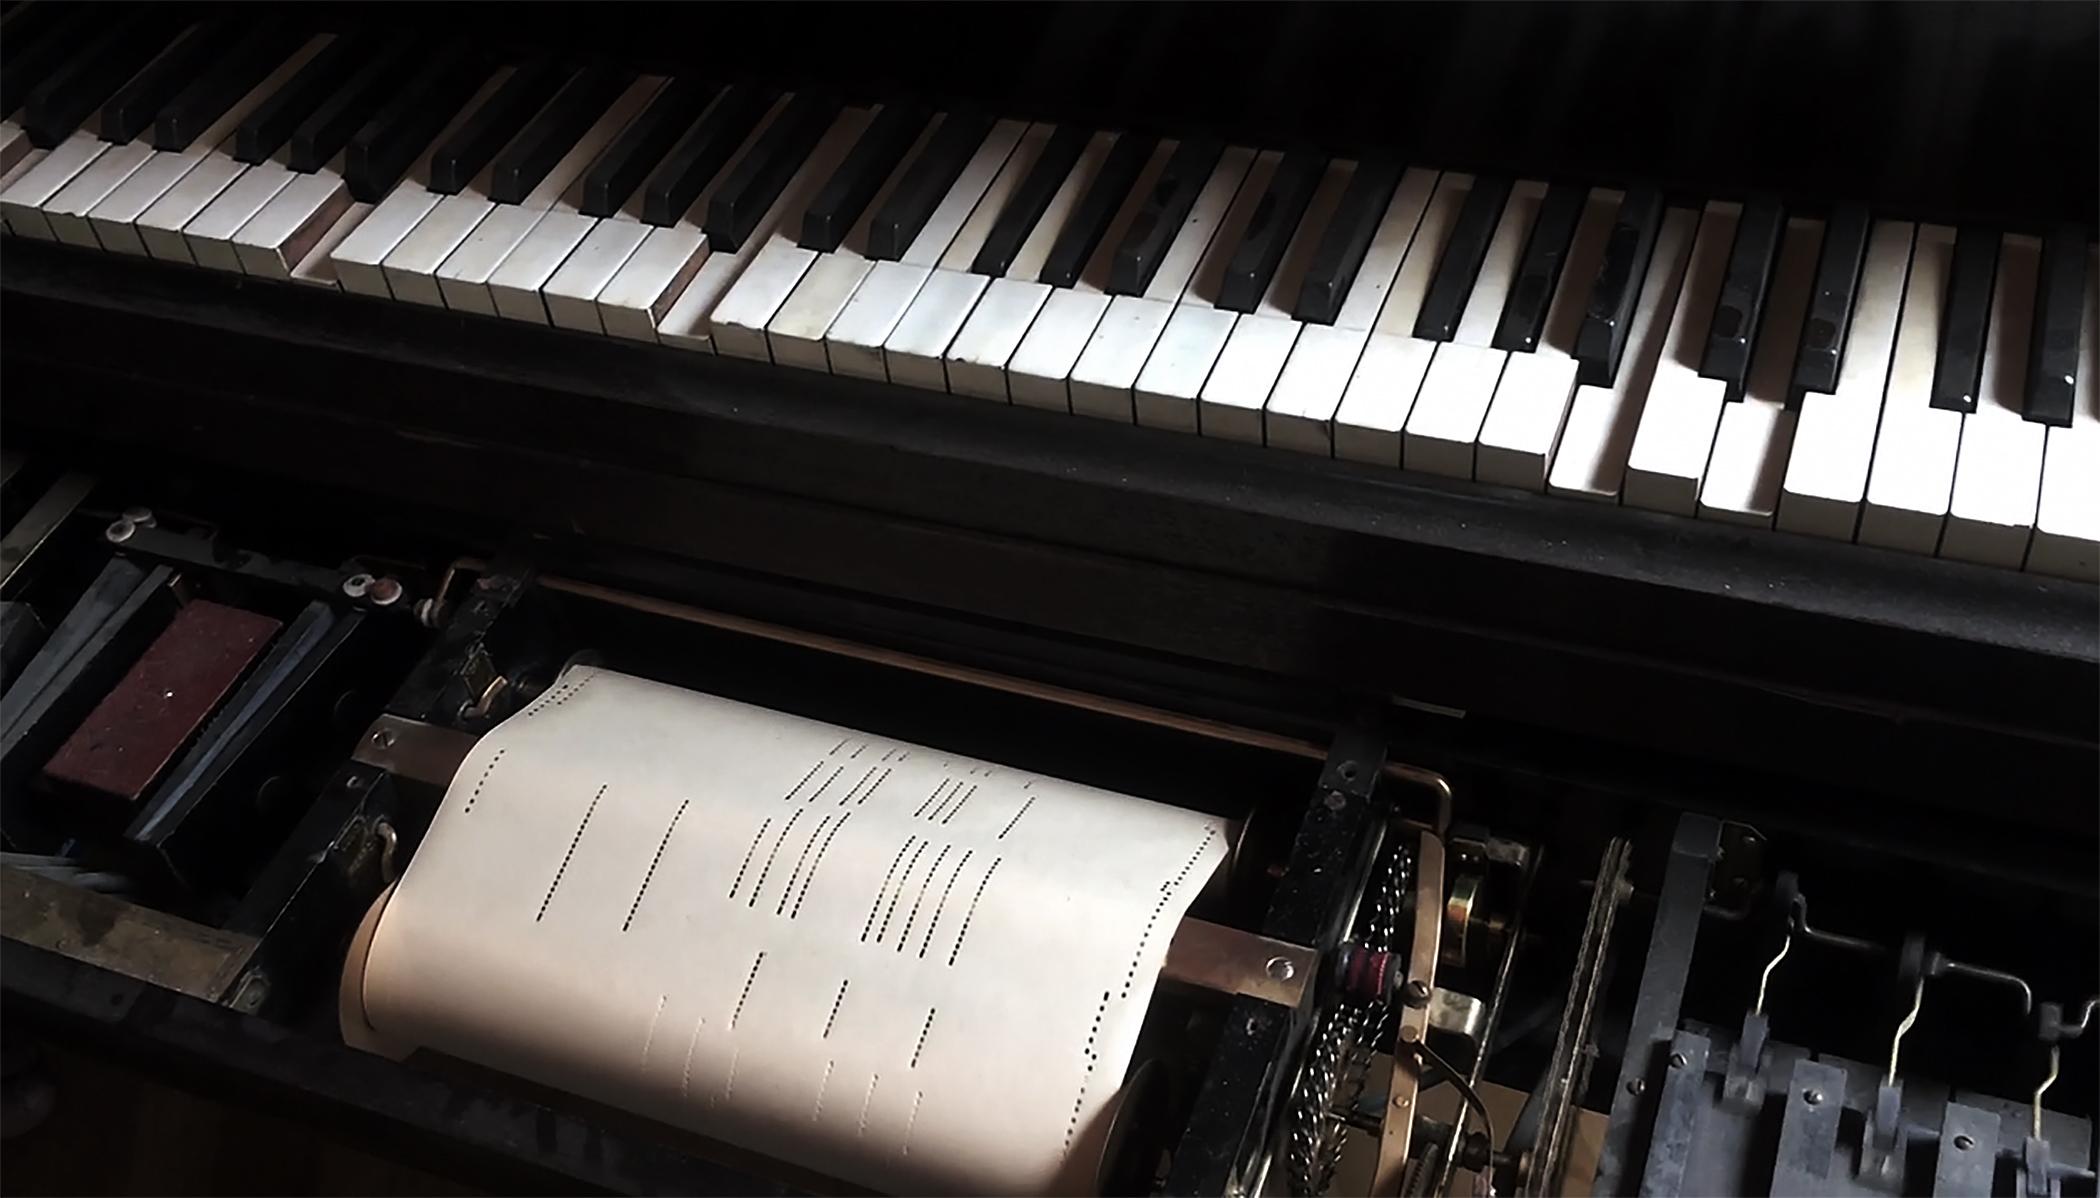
[1286,841,1412,1196]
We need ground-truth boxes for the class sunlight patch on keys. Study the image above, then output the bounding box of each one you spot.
[1009,139,1182,411]
[944,130,1118,400]
[1331,173,1477,466]
[1546,206,1698,500]
[1266,168,1441,457]
[1697,216,1823,525]
[1775,221,1915,540]
[1197,159,1355,442]
[1620,201,1738,513]
[1941,234,2044,567]
[1475,188,1621,488]
[2026,249,2098,581]
[1858,224,1961,551]
[1402,179,1547,477]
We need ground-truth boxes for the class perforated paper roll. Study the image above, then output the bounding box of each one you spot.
[348,666,1229,1195]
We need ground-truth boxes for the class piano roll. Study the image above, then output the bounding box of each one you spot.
[343,666,1229,1195]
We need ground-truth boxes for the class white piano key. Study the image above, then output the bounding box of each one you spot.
[334,188,445,297]
[1130,150,1285,428]
[701,106,874,360]
[290,199,370,288]
[1547,205,1700,501]
[596,225,708,341]
[136,154,251,262]
[0,131,110,241]
[1942,234,2045,567]
[1332,335,1439,466]
[383,192,496,306]
[827,119,1027,379]
[0,147,50,224]
[648,96,824,352]
[1776,221,1916,539]
[763,109,949,371]
[940,131,1120,398]
[0,118,28,177]
[1008,138,1182,410]
[1328,173,1479,464]
[1266,168,1443,456]
[543,217,651,331]
[1402,342,1508,476]
[1858,224,1961,551]
[1197,158,1355,441]
[1068,146,1258,419]
[85,37,328,257]
[945,278,1054,400]
[41,140,156,247]
[1476,187,1622,489]
[1402,179,1547,476]
[182,163,298,272]
[233,168,357,279]
[2027,251,2099,581]
[1621,201,1740,514]
[430,76,665,314]
[1697,217,1824,525]
[877,122,1058,388]
[330,69,518,298]
[487,210,595,321]
[881,268,989,390]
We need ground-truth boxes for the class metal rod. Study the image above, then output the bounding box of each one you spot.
[443,558,1457,826]
[2033,1043,2059,1139]
[1755,932,1791,1018]
[1939,958,2034,1016]
[1888,977,1924,1087]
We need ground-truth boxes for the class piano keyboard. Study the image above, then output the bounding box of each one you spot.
[4,27,2095,583]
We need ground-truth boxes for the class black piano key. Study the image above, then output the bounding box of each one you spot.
[1216,151,1325,312]
[1109,137,1224,295]
[1788,202,1871,397]
[1294,157,1403,324]
[703,92,841,253]
[344,49,489,203]
[1037,131,1156,288]
[867,109,994,261]
[2022,224,2087,428]
[21,17,173,147]
[1491,182,1587,351]
[150,25,298,153]
[488,65,632,205]
[2,4,94,116]
[236,33,374,166]
[1929,231,1999,414]
[582,76,718,218]
[1413,174,1514,341]
[969,123,1087,277]
[1699,197,1785,400]
[290,41,415,173]
[799,102,929,251]
[99,22,218,144]
[641,84,772,227]
[428,59,567,196]
[1574,186,1665,386]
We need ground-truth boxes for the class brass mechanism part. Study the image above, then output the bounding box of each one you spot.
[439,559,1456,829]
[1442,873,1481,969]
[1161,918,1316,1009]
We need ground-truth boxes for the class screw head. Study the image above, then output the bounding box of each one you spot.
[1953,1134,1974,1151]
[1626,1079,1646,1096]
[368,576,404,607]
[1803,1088,1824,1106]
[371,728,396,749]
[1402,978,1432,1007]
[1669,1051,1687,1069]
[342,572,374,599]
[105,518,135,544]
[121,506,155,527]
[1323,790,1347,812]
[1264,956,1296,982]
